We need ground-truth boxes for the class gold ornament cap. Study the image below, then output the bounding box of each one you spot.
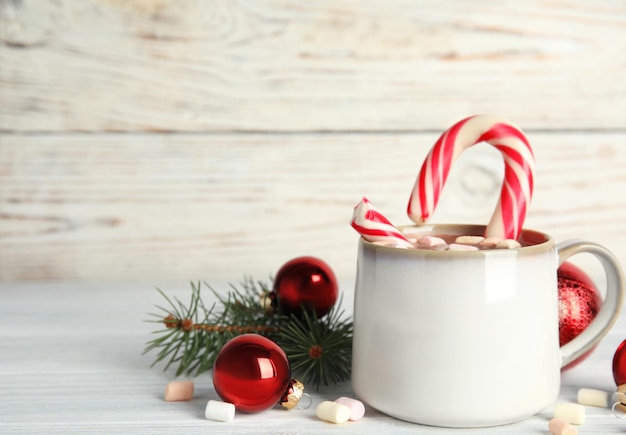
[260,291,275,315]
[281,379,305,409]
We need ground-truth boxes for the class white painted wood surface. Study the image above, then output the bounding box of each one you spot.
[2,132,626,284]
[1,0,625,131]
[1,281,625,434]
[1,0,626,283]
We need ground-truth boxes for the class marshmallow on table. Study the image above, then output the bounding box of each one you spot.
[164,380,194,402]
[549,417,578,435]
[577,388,609,408]
[205,400,236,422]
[554,402,585,425]
[334,397,365,421]
[316,401,351,424]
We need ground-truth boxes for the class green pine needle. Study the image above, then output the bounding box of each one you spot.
[143,278,354,389]
[275,297,353,389]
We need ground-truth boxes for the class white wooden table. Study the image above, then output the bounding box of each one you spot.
[1,281,625,434]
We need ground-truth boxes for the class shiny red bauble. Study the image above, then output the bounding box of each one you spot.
[212,334,291,413]
[558,262,601,345]
[613,339,626,386]
[272,256,338,318]
[558,262,602,369]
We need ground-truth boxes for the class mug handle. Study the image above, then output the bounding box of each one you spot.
[557,239,625,368]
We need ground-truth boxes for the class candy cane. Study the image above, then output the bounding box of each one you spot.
[351,197,414,248]
[407,115,535,240]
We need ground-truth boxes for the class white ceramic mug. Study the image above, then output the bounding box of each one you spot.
[352,224,625,428]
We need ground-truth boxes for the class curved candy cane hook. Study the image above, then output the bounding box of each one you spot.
[407,115,535,240]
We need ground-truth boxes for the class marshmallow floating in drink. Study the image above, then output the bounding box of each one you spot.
[351,115,535,247]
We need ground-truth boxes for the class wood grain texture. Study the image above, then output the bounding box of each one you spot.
[1,0,625,132]
[2,132,625,283]
[1,0,626,282]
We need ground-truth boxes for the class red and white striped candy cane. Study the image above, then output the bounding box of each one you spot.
[407,115,535,240]
[351,197,414,247]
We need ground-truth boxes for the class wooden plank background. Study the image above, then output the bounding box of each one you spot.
[1,0,625,284]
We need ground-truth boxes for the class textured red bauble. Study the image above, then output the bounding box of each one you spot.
[558,262,601,345]
[558,262,602,369]
[613,339,626,386]
[272,256,338,318]
[212,334,291,413]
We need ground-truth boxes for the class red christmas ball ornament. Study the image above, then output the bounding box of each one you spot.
[558,261,602,369]
[613,339,626,386]
[213,334,303,413]
[272,256,338,318]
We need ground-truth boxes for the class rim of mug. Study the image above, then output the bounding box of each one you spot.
[360,224,554,256]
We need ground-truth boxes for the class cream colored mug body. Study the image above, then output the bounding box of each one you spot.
[352,224,624,427]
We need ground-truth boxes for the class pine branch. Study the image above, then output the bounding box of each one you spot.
[143,278,353,389]
[143,279,278,377]
[275,296,353,389]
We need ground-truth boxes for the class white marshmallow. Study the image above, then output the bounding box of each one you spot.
[373,241,410,249]
[334,397,365,421]
[432,243,449,250]
[205,400,235,422]
[416,236,446,247]
[316,401,351,424]
[496,239,522,249]
[478,236,504,248]
[554,402,585,425]
[577,388,609,408]
[454,235,485,245]
[448,243,479,251]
